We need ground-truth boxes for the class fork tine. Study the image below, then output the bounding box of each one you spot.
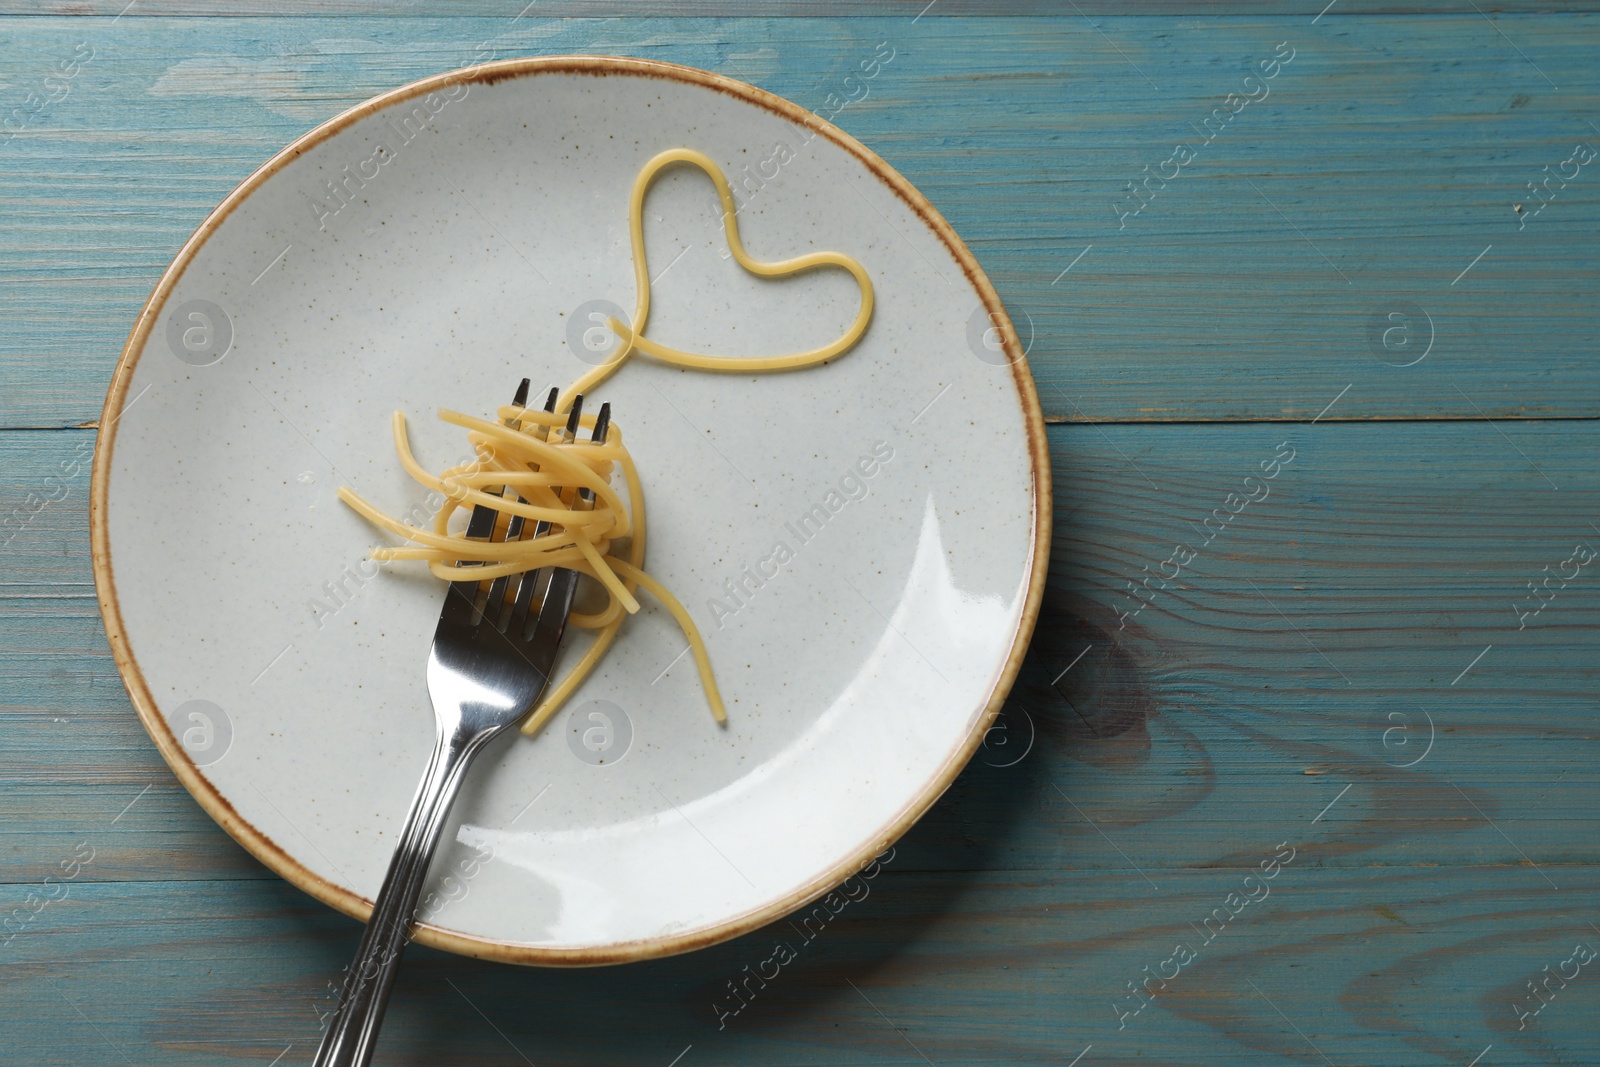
[440,382,528,629]
[508,390,570,632]
[485,387,544,628]
[560,394,584,443]
[509,394,582,637]
[437,576,481,628]
[440,503,499,628]
[525,397,605,648]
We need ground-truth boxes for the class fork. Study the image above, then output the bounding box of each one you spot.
[314,380,605,1067]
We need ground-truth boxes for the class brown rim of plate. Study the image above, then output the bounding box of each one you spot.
[90,54,1052,967]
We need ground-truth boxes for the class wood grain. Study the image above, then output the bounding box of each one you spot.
[4,421,1595,878]
[2,7,1598,1067]
[3,2,1595,15]
[0,16,1596,426]
[3,870,1597,1065]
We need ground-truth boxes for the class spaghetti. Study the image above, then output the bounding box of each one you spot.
[339,146,875,734]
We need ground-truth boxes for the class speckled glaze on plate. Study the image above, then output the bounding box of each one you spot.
[91,56,1049,965]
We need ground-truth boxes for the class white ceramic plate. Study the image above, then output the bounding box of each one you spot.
[93,56,1048,965]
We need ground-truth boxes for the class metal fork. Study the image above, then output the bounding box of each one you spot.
[314,380,601,1067]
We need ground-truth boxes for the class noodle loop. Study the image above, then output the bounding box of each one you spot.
[339,147,876,736]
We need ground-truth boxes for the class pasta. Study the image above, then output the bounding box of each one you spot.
[337,401,725,733]
[338,146,874,735]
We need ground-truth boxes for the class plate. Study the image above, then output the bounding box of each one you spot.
[92,56,1049,964]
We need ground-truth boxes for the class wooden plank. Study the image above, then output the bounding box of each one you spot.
[3,421,1596,887]
[1,16,1597,426]
[0,431,94,597]
[2,9,1596,1063]
[1,869,1596,1064]
[1,2,1592,15]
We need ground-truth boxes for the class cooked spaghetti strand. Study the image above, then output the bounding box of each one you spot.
[340,146,874,739]
[559,146,874,410]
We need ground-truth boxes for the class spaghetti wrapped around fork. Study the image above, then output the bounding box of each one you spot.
[336,401,725,735]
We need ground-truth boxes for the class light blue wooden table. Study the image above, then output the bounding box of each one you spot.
[3,4,1597,1065]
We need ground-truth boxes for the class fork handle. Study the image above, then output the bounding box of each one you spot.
[313,723,484,1067]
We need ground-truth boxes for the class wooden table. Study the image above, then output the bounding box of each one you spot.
[3,4,1596,1064]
